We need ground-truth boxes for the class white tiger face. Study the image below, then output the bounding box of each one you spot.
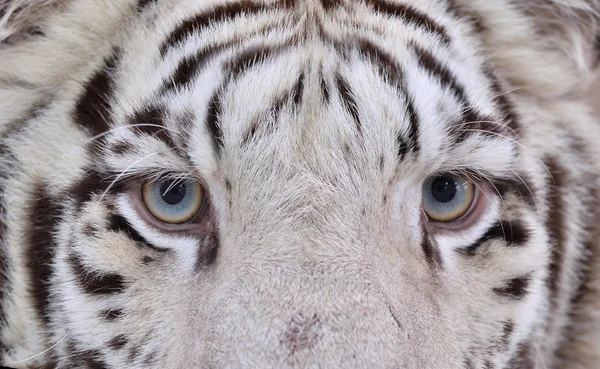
[1,0,599,368]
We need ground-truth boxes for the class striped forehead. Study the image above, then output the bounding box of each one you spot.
[95,0,516,179]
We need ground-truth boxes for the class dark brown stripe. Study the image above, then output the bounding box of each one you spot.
[421,229,443,269]
[320,0,343,10]
[335,73,362,133]
[160,41,233,93]
[195,214,220,271]
[463,357,475,369]
[107,214,169,253]
[203,43,292,154]
[128,106,177,149]
[0,147,8,354]
[292,71,305,107]
[450,108,502,144]
[490,175,537,209]
[507,341,534,369]
[499,320,514,351]
[241,73,303,146]
[544,157,565,308]
[137,0,156,11]
[69,168,123,209]
[482,65,520,134]
[493,276,530,299]
[363,0,450,44]
[410,42,467,104]
[26,184,63,327]
[108,334,128,350]
[403,93,420,155]
[461,220,530,256]
[594,34,600,68]
[82,223,100,238]
[351,39,419,155]
[228,43,289,79]
[101,309,124,321]
[356,38,404,88]
[160,2,270,56]
[110,141,134,155]
[68,253,126,295]
[73,48,121,137]
[162,55,204,93]
[205,89,224,156]
[445,1,487,34]
[320,72,330,103]
[70,348,108,369]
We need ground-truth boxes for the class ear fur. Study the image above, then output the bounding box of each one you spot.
[453,0,600,98]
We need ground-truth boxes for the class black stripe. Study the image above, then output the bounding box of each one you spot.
[364,0,450,45]
[107,214,169,253]
[26,184,63,328]
[159,1,294,56]
[493,276,530,299]
[460,220,530,256]
[68,253,126,295]
[335,74,361,133]
[73,48,121,137]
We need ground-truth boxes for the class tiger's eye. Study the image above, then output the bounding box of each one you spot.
[422,175,476,222]
[142,179,205,224]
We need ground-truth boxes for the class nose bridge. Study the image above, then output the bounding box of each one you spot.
[203,258,406,367]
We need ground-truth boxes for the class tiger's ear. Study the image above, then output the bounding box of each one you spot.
[0,0,65,43]
[456,0,600,98]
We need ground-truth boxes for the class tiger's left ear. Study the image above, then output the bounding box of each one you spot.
[455,0,600,98]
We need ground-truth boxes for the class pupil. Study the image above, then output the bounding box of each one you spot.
[431,177,457,203]
[159,182,187,205]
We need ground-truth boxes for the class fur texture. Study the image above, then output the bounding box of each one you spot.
[0,0,599,368]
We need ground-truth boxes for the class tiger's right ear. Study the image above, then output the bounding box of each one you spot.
[0,0,66,44]
[452,0,600,98]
